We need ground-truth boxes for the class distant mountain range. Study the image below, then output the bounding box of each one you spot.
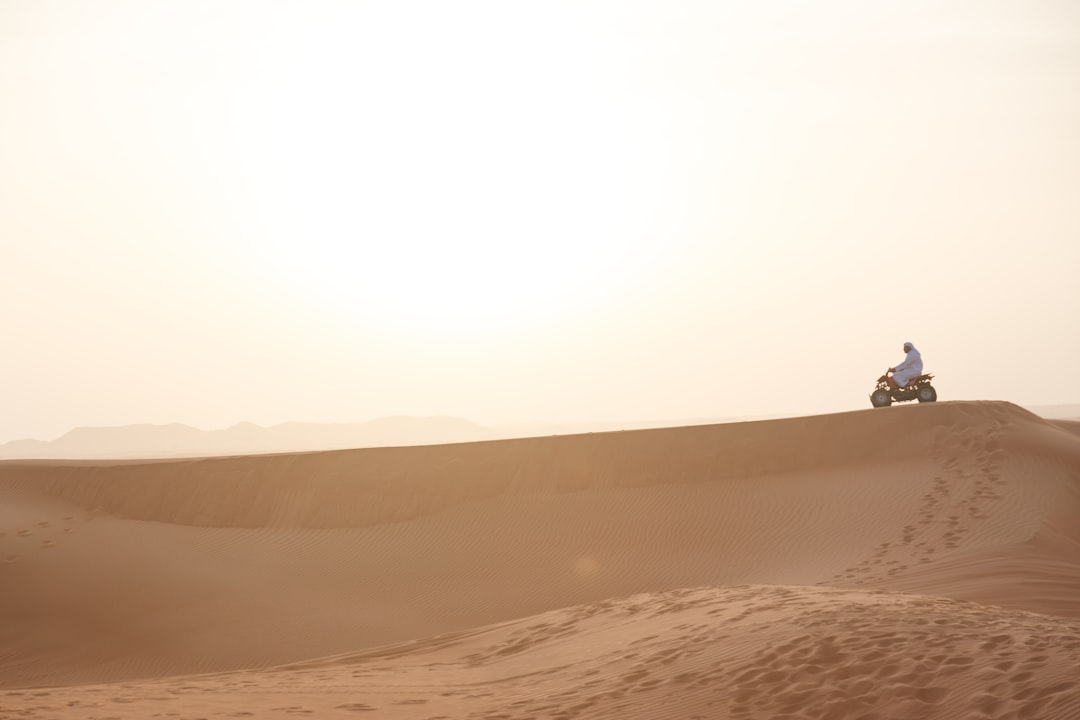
[0,416,500,459]
[4,403,1074,461]
[1029,403,1080,420]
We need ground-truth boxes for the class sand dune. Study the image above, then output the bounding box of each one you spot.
[2,400,1079,718]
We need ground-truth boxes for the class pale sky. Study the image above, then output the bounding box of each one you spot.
[2,0,1079,444]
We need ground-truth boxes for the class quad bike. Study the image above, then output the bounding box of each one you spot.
[870,370,937,407]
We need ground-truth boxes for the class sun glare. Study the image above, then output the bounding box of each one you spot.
[263,210,655,340]
[237,5,678,340]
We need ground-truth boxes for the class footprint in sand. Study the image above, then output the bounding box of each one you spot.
[41,540,56,549]
[3,555,18,564]
[336,703,377,711]
[16,530,31,537]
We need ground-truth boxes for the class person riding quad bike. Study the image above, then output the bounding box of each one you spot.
[870,342,936,407]
[887,342,922,390]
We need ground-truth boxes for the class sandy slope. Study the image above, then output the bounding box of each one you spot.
[5,587,1076,720]
[2,400,1079,719]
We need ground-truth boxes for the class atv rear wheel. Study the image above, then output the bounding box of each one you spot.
[917,385,937,403]
[871,389,892,408]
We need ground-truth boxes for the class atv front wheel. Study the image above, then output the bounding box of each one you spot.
[917,385,937,403]
[871,389,892,408]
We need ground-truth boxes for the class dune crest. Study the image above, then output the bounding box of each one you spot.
[3,400,1064,530]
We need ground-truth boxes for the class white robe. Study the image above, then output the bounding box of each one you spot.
[893,343,923,387]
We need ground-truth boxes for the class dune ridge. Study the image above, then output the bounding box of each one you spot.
[2,400,1079,718]
[2,401,1055,529]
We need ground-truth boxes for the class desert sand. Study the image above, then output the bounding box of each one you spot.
[2,400,1079,719]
